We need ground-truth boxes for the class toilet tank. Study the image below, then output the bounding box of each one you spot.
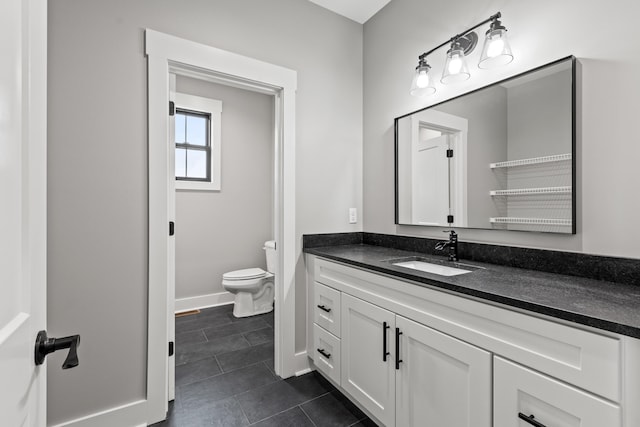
[264,240,276,273]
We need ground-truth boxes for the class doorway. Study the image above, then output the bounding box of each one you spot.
[146,29,298,424]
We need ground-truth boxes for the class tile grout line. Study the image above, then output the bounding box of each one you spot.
[297,403,320,427]
[233,395,252,427]
[233,373,331,425]
[179,359,277,391]
[296,390,333,407]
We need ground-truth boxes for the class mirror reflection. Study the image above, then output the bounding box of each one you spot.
[395,56,575,234]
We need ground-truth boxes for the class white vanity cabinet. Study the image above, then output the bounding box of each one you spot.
[307,255,638,427]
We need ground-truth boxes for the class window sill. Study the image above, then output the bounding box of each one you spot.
[175,180,220,192]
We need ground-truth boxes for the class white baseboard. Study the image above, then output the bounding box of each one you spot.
[50,400,147,427]
[175,291,234,313]
[293,350,311,376]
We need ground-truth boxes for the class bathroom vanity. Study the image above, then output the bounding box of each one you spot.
[304,237,640,427]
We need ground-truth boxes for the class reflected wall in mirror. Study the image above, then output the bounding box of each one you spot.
[395,56,576,234]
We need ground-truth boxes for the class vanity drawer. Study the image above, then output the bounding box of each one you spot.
[494,357,621,427]
[314,282,341,337]
[313,324,341,385]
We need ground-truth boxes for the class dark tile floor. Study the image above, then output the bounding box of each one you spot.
[153,304,377,426]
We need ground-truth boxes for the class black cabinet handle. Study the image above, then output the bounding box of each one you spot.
[34,330,81,369]
[383,321,390,361]
[317,304,332,313]
[395,327,403,369]
[518,413,547,427]
[317,348,331,359]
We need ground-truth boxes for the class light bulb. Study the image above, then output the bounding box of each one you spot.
[441,44,470,84]
[416,70,429,88]
[486,38,505,58]
[411,59,436,96]
[448,55,463,74]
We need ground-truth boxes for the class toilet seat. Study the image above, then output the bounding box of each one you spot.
[223,268,267,281]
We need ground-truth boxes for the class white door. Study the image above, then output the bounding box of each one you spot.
[412,133,450,226]
[341,294,396,427]
[0,0,48,425]
[395,316,491,427]
[494,357,621,427]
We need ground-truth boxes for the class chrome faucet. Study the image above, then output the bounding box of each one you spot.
[434,230,458,262]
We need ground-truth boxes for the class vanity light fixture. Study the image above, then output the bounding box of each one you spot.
[411,12,513,96]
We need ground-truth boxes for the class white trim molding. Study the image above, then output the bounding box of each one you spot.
[146,29,297,425]
[175,291,234,313]
[294,350,311,376]
[49,400,147,427]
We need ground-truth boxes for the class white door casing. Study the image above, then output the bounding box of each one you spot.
[0,0,48,425]
[146,29,298,424]
[167,73,177,402]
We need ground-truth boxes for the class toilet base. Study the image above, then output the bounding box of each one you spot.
[232,301,273,318]
[230,280,274,318]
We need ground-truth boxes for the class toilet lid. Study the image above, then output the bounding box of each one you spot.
[223,268,267,280]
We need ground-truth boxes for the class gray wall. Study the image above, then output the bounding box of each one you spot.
[175,77,274,300]
[507,70,571,160]
[47,0,362,424]
[363,0,640,258]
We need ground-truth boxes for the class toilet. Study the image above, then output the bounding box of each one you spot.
[222,240,276,318]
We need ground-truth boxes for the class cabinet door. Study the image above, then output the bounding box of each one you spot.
[494,357,621,427]
[395,316,491,427]
[342,293,396,427]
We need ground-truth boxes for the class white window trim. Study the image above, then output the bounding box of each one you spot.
[174,92,222,191]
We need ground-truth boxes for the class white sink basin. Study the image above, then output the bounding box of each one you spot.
[392,260,472,276]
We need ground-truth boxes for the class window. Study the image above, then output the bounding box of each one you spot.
[174,93,222,191]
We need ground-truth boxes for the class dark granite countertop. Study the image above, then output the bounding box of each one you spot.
[305,244,640,339]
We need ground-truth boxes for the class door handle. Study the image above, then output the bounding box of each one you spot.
[317,348,331,359]
[382,321,390,361]
[395,327,403,369]
[35,330,81,369]
[317,304,331,313]
[518,413,547,427]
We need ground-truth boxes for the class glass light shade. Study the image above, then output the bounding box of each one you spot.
[479,28,513,69]
[410,63,436,96]
[441,45,470,84]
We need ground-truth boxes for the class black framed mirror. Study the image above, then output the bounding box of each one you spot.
[394,56,576,234]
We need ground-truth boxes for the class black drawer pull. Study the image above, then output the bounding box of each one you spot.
[383,322,390,362]
[317,348,331,359]
[317,304,332,313]
[518,413,547,427]
[395,327,403,369]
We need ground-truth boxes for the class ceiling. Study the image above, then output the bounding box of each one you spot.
[308,0,392,24]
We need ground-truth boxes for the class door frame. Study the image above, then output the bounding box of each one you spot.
[145,29,298,424]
